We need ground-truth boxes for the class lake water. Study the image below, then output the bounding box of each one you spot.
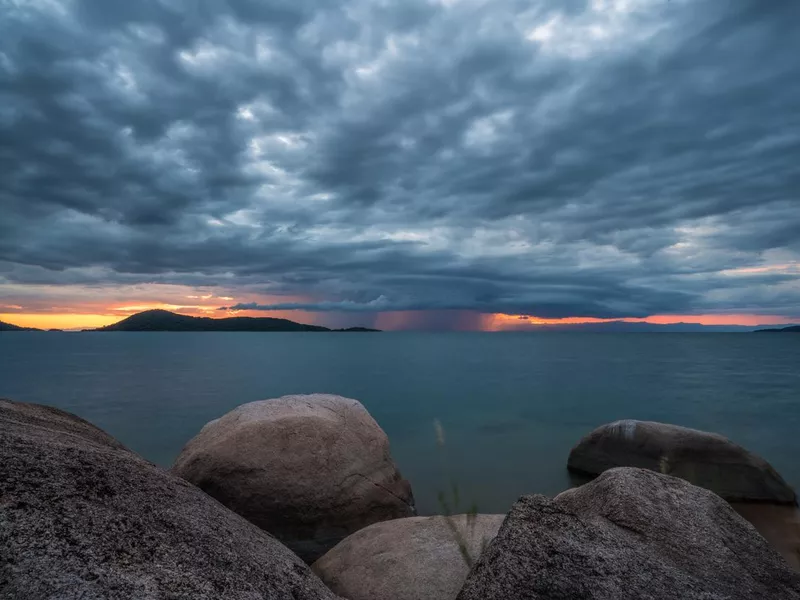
[1,332,799,515]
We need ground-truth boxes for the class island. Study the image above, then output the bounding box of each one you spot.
[755,325,800,333]
[88,309,380,332]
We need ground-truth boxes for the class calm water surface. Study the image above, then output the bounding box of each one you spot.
[1,332,798,514]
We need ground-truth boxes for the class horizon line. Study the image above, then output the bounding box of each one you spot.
[2,307,800,332]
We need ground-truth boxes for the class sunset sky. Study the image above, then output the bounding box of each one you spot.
[2,0,799,331]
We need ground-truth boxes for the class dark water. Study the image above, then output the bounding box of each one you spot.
[2,332,799,514]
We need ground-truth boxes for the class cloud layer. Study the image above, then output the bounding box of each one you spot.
[1,0,799,327]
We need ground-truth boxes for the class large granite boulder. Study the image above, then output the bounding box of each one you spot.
[172,394,415,563]
[568,419,797,504]
[0,398,338,600]
[0,400,335,600]
[312,514,504,600]
[457,468,800,600]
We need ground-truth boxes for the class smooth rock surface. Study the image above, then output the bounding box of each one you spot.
[312,514,504,600]
[0,398,338,600]
[172,394,415,563]
[457,468,800,600]
[568,419,797,504]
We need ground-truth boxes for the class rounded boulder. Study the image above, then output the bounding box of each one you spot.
[172,394,415,563]
[0,398,337,600]
[457,468,800,600]
[312,514,505,600]
[568,419,797,504]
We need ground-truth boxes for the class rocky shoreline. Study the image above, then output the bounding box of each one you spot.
[2,394,799,599]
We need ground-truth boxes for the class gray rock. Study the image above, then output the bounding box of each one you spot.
[568,419,797,504]
[172,394,415,563]
[312,514,504,600]
[457,468,800,600]
[0,398,338,600]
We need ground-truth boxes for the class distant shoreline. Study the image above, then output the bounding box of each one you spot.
[754,325,800,333]
[0,309,380,333]
[2,310,799,333]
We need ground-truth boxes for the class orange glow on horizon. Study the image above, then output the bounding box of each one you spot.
[640,314,795,326]
[0,313,122,330]
[0,284,317,329]
[0,301,240,330]
[484,312,799,331]
[1,307,322,330]
[1,308,798,331]
[484,313,636,331]
[489,314,620,327]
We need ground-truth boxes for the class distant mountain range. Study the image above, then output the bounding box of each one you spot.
[90,310,380,332]
[755,325,800,333]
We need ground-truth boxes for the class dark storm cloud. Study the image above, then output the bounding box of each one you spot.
[1,0,799,323]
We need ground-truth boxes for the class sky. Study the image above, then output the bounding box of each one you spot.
[1,0,799,331]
